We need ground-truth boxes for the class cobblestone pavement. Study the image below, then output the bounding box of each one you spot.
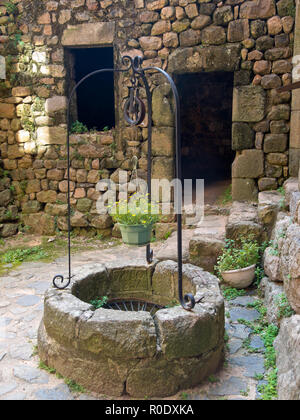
[0,243,266,400]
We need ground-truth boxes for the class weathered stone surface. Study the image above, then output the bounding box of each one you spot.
[39,261,224,398]
[21,213,55,235]
[45,96,67,114]
[258,177,278,191]
[168,44,241,73]
[163,32,178,48]
[152,84,174,126]
[260,277,284,325]
[264,134,287,153]
[179,29,201,47]
[154,303,222,359]
[62,22,115,46]
[0,189,11,207]
[232,86,266,122]
[232,178,258,201]
[89,214,112,229]
[251,19,267,38]
[191,15,211,30]
[232,122,255,150]
[226,201,263,242]
[274,315,300,400]
[151,127,174,156]
[276,0,296,17]
[240,0,276,19]
[256,35,274,51]
[189,236,225,272]
[280,224,300,314]
[37,126,67,145]
[290,191,300,221]
[258,190,282,232]
[79,309,157,359]
[213,6,233,26]
[228,19,250,42]
[0,223,18,237]
[0,103,15,118]
[71,211,88,227]
[139,36,162,50]
[268,104,290,120]
[264,247,282,282]
[36,190,57,203]
[261,74,282,89]
[156,229,194,263]
[201,25,226,45]
[232,149,264,178]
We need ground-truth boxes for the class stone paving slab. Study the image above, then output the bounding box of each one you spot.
[0,243,268,400]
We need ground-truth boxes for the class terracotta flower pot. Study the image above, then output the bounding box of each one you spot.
[119,224,153,246]
[221,264,256,289]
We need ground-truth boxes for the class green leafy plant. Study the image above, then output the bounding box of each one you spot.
[221,286,246,301]
[0,246,48,264]
[275,293,295,320]
[71,120,88,134]
[219,184,232,205]
[165,299,179,308]
[90,296,108,309]
[216,238,260,274]
[109,193,160,227]
[236,301,279,400]
[163,230,172,240]
[5,1,18,15]
[39,361,86,393]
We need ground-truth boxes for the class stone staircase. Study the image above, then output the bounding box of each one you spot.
[157,191,284,274]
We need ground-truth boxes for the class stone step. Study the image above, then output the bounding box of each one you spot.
[226,201,263,242]
[156,229,195,263]
[188,215,227,272]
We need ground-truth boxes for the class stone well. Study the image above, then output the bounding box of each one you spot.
[38,260,224,398]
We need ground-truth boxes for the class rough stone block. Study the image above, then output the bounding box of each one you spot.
[62,22,115,46]
[189,235,225,272]
[264,247,282,282]
[37,126,67,145]
[232,149,264,178]
[274,315,300,400]
[232,122,255,150]
[240,0,276,19]
[263,134,287,153]
[232,178,258,202]
[232,86,266,122]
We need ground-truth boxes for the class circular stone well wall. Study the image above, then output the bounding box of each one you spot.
[38,259,224,398]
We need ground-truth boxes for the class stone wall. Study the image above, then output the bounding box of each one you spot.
[0,0,297,236]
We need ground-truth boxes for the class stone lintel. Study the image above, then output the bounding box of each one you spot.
[62,22,115,47]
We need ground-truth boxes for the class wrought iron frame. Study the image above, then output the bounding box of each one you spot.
[53,55,196,311]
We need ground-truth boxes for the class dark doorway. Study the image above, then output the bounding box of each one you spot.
[66,47,115,131]
[175,72,235,205]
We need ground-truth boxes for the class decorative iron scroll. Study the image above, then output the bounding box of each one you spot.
[52,55,196,311]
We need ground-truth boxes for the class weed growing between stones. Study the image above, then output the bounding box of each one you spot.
[237,299,279,400]
[275,293,295,320]
[90,296,108,309]
[70,120,89,134]
[221,286,246,301]
[0,235,120,275]
[218,184,232,206]
[39,362,86,394]
[0,246,48,265]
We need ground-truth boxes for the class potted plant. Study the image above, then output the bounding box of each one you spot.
[215,238,260,289]
[109,193,160,246]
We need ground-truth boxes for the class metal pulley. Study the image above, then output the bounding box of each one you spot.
[124,86,146,126]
